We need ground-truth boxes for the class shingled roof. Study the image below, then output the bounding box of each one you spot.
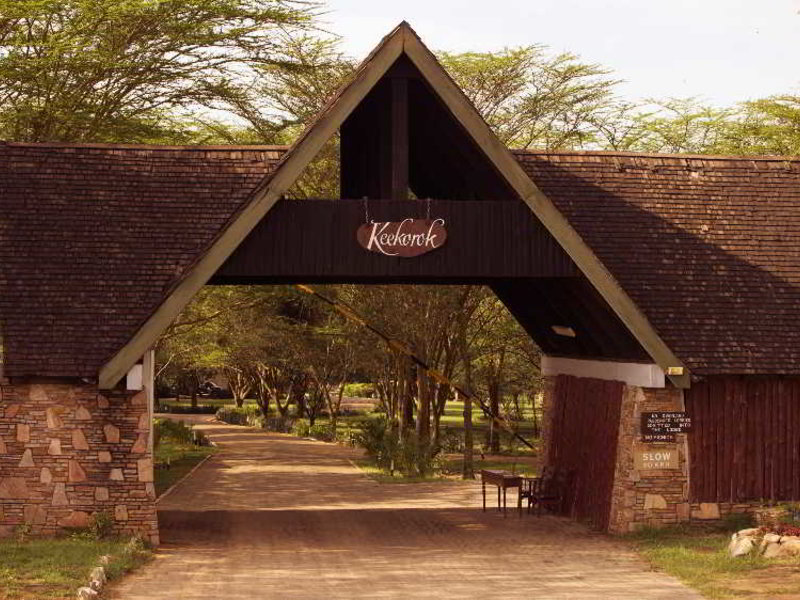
[0,142,281,378]
[0,141,798,379]
[516,150,800,375]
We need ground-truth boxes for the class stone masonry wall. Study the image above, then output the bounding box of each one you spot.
[0,381,158,544]
[607,385,690,533]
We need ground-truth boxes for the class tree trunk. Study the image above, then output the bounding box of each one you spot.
[488,381,501,453]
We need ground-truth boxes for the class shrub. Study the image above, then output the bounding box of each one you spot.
[154,418,194,445]
[216,405,262,427]
[354,417,440,477]
[292,420,310,437]
[343,382,375,398]
[309,423,336,442]
[266,415,295,433]
[438,427,463,453]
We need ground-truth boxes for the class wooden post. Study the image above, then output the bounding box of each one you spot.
[390,77,409,201]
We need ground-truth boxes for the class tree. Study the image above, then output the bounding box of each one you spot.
[439,46,620,150]
[0,0,319,142]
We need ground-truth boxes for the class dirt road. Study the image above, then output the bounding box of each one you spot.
[110,417,701,599]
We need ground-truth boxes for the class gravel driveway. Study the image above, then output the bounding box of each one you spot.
[109,416,701,600]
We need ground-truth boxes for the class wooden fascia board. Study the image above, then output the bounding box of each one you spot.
[401,27,690,388]
[98,32,405,389]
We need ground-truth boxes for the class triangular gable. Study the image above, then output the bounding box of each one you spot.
[98,22,689,388]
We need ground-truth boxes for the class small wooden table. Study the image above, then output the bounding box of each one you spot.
[481,469,523,517]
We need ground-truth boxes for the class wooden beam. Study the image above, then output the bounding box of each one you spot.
[391,77,409,201]
[98,27,405,389]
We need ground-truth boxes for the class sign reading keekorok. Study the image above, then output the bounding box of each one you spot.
[357,218,447,257]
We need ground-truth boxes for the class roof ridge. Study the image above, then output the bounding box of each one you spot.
[511,148,800,162]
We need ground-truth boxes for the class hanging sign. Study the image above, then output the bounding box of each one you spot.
[641,411,692,442]
[357,218,447,257]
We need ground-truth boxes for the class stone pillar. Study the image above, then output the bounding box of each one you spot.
[0,381,158,544]
[607,385,690,534]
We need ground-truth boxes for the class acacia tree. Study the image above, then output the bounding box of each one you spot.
[0,0,320,142]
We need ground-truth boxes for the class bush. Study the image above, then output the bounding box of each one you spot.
[292,420,310,437]
[309,423,336,442]
[354,417,440,477]
[266,415,295,433]
[216,405,262,427]
[438,427,463,453]
[154,418,194,445]
[343,382,375,398]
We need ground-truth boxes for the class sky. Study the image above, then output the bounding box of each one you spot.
[323,0,800,107]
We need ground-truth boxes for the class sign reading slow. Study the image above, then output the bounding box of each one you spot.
[357,218,447,257]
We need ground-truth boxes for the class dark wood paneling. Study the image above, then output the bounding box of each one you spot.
[686,376,800,503]
[548,375,624,530]
[213,198,579,283]
[492,278,651,362]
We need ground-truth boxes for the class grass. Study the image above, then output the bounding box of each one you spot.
[154,436,216,498]
[0,537,151,600]
[627,522,800,599]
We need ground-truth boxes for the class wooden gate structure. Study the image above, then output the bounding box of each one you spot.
[2,22,800,540]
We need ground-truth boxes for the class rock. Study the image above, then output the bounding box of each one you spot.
[19,449,35,468]
[737,528,760,538]
[137,414,149,430]
[109,468,124,481]
[72,429,89,451]
[52,483,69,506]
[97,395,110,409]
[46,407,63,429]
[780,535,800,544]
[89,566,106,591]
[763,541,782,558]
[694,502,721,520]
[137,458,153,482]
[145,482,156,499]
[59,511,90,528]
[131,433,148,454]
[131,390,147,406]
[95,487,109,501]
[103,424,120,443]
[23,504,47,525]
[75,406,92,420]
[644,494,668,510]
[68,460,87,483]
[48,439,62,456]
[0,477,31,499]
[764,533,782,544]
[40,467,53,484]
[29,385,49,403]
[16,424,30,443]
[729,536,755,557]
[777,540,800,557]
[114,505,129,521]
[5,404,22,418]
[0,437,7,453]
[98,451,112,463]
[76,586,98,599]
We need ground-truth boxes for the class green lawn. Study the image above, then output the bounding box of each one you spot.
[627,523,800,599]
[154,439,215,497]
[0,537,150,600]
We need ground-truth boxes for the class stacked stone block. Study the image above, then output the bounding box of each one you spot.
[0,381,158,544]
